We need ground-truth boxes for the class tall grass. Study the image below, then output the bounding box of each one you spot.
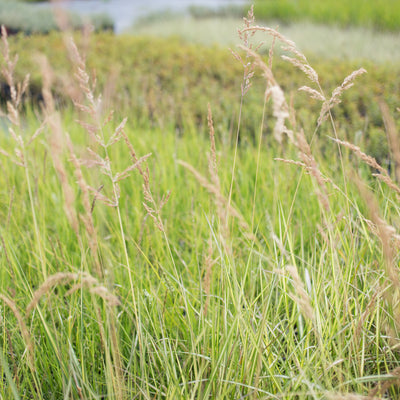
[1,8,400,399]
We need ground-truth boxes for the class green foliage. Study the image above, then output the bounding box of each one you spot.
[254,0,400,31]
[0,0,113,34]
[4,32,400,161]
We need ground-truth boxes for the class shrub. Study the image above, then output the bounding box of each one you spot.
[2,31,400,160]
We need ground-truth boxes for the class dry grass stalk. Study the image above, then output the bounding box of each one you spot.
[38,55,79,235]
[178,159,254,241]
[206,104,227,236]
[352,176,400,333]
[68,36,161,239]
[298,86,326,102]
[142,171,171,233]
[286,265,314,321]
[230,6,258,97]
[66,135,94,222]
[240,26,299,59]
[66,134,102,276]
[318,68,367,125]
[297,129,330,212]
[26,272,80,316]
[0,293,34,368]
[363,194,399,289]
[332,137,400,196]
[271,232,289,260]
[241,24,320,90]
[88,286,120,307]
[1,26,48,281]
[267,85,291,143]
[281,55,319,84]
[362,216,400,249]
[239,46,293,143]
[380,100,400,182]
[332,138,387,174]
[368,366,400,399]
[26,272,120,317]
[354,291,379,339]
[66,281,120,307]
[371,173,400,197]
[274,158,307,169]
[122,131,170,233]
[241,26,365,137]
[238,44,293,144]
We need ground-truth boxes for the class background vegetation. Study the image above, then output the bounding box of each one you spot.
[254,0,400,31]
[0,0,113,34]
[4,31,399,164]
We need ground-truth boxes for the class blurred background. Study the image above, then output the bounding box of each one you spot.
[1,0,399,161]
[2,0,399,61]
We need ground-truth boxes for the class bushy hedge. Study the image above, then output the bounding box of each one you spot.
[0,0,113,34]
[3,32,400,161]
[254,0,400,31]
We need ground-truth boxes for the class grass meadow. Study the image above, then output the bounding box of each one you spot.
[253,0,400,31]
[1,5,400,400]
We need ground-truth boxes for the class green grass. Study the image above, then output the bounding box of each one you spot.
[1,14,400,400]
[254,0,400,31]
[3,107,399,399]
